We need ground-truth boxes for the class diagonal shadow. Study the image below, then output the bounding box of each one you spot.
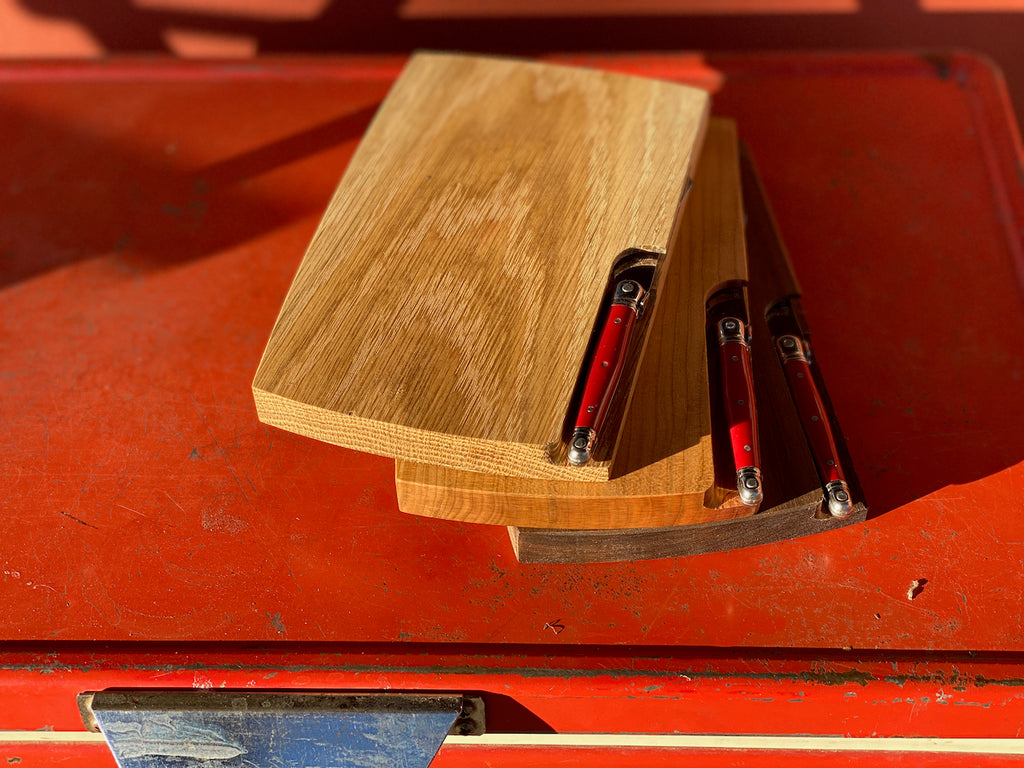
[707,51,1024,521]
[0,96,377,288]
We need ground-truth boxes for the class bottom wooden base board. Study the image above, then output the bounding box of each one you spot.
[508,492,868,563]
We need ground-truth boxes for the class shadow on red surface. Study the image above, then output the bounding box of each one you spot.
[0,99,376,287]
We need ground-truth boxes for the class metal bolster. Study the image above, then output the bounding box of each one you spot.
[717,316,748,346]
[777,334,807,362]
[610,279,644,313]
[568,426,596,467]
[824,479,855,520]
[736,466,763,506]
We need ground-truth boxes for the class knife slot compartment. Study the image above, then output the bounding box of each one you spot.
[555,248,662,467]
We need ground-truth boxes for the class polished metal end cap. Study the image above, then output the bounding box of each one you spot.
[567,427,596,467]
[777,334,807,362]
[825,479,854,519]
[717,316,746,345]
[736,466,763,506]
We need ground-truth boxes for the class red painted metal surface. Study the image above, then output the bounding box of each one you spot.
[3,646,1024,736]
[1,52,1023,671]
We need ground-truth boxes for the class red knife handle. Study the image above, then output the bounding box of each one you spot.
[568,279,643,466]
[718,317,762,506]
[777,334,854,518]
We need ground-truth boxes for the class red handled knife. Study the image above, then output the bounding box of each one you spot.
[568,259,653,467]
[774,329,853,517]
[740,147,855,519]
[708,290,763,506]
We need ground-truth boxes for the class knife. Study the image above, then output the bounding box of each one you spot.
[707,287,763,506]
[740,147,855,519]
[568,256,656,467]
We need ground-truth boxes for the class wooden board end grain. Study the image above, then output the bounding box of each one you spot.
[395,118,750,529]
[253,52,709,481]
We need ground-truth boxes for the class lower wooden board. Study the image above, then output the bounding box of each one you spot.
[395,118,750,529]
[509,497,868,563]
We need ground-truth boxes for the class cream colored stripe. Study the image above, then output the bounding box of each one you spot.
[0,732,107,743]
[1,731,1022,754]
[445,734,1024,753]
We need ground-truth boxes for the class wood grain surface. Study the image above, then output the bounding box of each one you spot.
[253,52,708,480]
[395,119,752,528]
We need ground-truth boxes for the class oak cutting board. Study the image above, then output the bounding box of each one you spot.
[395,119,752,529]
[253,52,709,481]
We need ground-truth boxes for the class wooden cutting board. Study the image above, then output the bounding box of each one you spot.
[395,119,753,529]
[253,52,709,481]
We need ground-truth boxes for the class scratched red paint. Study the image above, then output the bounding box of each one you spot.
[3,647,1024,738]
[0,54,1023,655]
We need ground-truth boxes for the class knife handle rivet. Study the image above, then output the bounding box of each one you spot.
[827,459,835,466]
[738,399,744,405]
[744,444,751,452]
[797,372,804,378]
[731,355,739,362]
[601,361,609,367]
[811,415,819,421]
[614,317,622,324]
[587,405,595,413]
[573,436,588,449]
